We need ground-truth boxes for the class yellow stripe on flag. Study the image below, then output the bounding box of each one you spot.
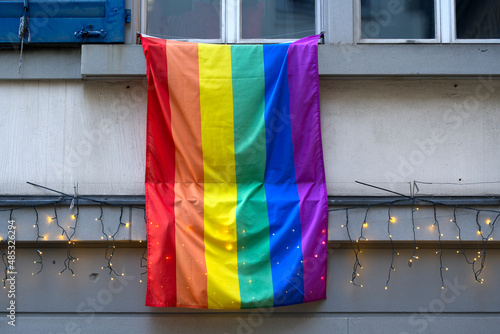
[198,44,240,309]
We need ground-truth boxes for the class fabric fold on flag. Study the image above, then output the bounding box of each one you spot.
[142,34,328,309]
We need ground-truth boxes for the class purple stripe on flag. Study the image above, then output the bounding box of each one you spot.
[287,35,328,302]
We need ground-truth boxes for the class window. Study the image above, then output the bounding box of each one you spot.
[454,0,500,42]
[0,0,127,44]
[360,0,437,41]
[358,0,500,43]
[144,0,320,43]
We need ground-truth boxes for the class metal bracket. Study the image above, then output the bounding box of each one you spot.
[125,9,131,23]
[74,25,107,39]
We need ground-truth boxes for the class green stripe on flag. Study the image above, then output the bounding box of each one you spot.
[231,45,274,308]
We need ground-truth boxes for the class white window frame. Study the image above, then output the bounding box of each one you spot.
[357,0,441,44]
[234,0,323,44]
[451,0,500,43]
[141,0,322,44]
[357,0,500,44]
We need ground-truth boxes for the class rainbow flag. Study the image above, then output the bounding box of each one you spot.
[142,35,328,309]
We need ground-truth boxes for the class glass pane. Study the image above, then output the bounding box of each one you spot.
[241,0,316,39]
[146,0,221,39]
[361,0,435,39]
[456,0,500,39]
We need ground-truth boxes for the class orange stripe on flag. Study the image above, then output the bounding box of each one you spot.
[167,41,208,308]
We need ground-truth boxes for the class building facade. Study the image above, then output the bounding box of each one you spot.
[1,1,500,333]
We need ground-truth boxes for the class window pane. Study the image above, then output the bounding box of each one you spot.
[146,0,221,39]
[361,0,435,39]
[456,0,500,39]
[241,0,316,39]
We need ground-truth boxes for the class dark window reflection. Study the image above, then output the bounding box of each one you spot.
[456,0,500,39]
[147,0,221,39]
[361,0,435,39]
[242,0,316,39]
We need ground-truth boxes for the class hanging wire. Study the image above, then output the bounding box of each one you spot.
[59,200,79,276]
[358,206,370,242]
[451,206,474,265]
[32,206,44,275]
[345,209,363,287]
[472,211,489,284]
[101,206,127,279]
[385,202,399,290]
[408,199,419,267]
[140,208,148,283]
[433,204,447,289]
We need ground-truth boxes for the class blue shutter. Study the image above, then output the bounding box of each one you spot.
[0,0,125,44]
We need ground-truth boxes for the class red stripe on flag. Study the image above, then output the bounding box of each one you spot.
[142,36,177,306]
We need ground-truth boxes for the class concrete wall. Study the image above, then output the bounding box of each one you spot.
[1,78,500,333]
[1,78,499,196]
[0,245,499,333]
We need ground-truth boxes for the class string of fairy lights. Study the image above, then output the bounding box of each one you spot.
[332,182,499,290]
[0,183,148,287]
[1,181,499,291]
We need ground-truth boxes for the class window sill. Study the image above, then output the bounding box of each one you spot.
[81,44,500,79]
[0,44,499,80]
